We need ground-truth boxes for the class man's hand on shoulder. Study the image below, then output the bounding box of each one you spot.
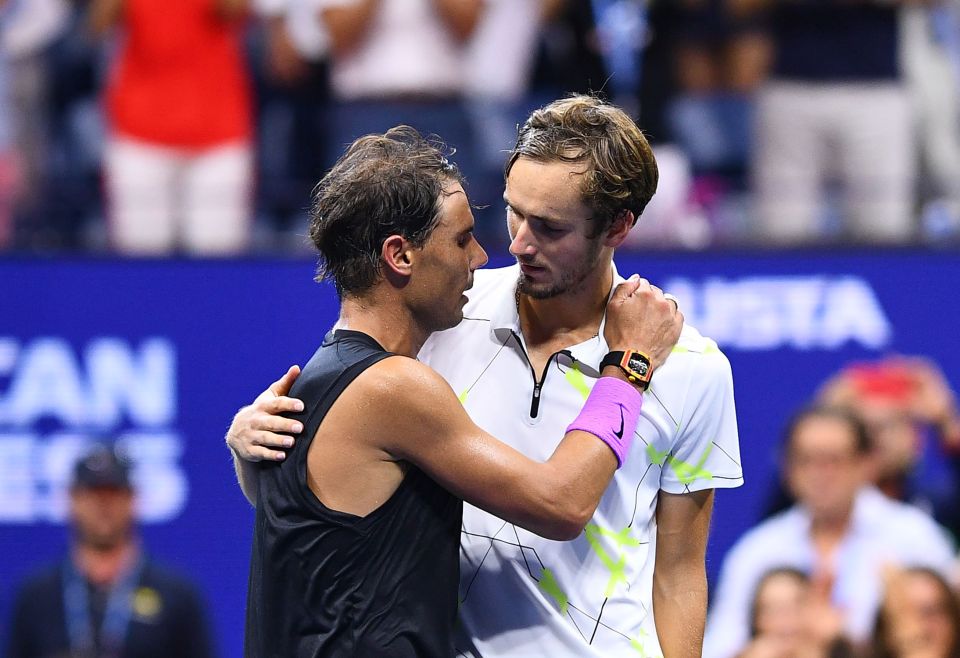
[604,275,684,372]
[226,365,305,462]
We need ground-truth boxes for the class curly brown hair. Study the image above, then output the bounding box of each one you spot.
[504,95,658,238]
[309,126,463,298]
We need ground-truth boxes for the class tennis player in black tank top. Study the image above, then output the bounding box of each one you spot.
[247,330,461,657]
[239,128,682,657]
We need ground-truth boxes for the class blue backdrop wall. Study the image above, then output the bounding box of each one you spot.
[2,251,958,657]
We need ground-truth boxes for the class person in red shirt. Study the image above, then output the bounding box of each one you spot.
[91,0,254,255]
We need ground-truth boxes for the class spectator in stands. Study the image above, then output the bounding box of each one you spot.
[818,356,960,542]
[249,0,331,250]
[0,0,69,247]
[462,0,562,246]
[315,0,480,174]
[666,0,770,183]
[737,567,855,658]
[872,566,960,658]
[635,0,770,247]
[733,0,925,245]
[5,444,216,658]
[704,406,956,658]
[91,0,254,255]
[901,0,960,241]
[0,0,18,248]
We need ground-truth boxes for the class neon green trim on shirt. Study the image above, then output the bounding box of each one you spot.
[647,443,715,485]
[629,628,663,657]
[537,568,569,616]
[646,443,670,466]
[565,364,591,401]
[669,443,715,485]
[585,524,642,597]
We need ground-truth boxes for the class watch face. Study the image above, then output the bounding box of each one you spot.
[627,355,650,377]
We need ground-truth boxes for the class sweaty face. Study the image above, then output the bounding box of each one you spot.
[410,182,488,332]
[70,486,135,550]
[504,157,606,300]
[786,416,866,520]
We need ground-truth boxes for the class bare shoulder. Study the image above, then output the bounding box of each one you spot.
[352,356,456,411]
[345,356,466,458]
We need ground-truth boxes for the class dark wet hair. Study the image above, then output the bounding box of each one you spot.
[309,126,463,297]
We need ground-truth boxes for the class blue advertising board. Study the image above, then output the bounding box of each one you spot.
[1,251,958,656]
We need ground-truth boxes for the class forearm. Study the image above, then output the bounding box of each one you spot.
[517,432,619,539]
[653,566,708,658]
[417,417,619,540]
[514,374,640,538]
[653,489,714,658]
[232,450,259,507]
[431,0,482,41]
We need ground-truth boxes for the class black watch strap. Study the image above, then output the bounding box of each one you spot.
[600,350,653,390]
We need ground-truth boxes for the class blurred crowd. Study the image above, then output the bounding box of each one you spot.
[707,355,960,658]
[1,0,959,255]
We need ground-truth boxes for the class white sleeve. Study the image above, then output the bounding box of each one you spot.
[660,348,743,494]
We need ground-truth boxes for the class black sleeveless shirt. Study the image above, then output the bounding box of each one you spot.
[245,330,462,658]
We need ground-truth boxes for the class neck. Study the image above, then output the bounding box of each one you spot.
[518,258,613,346]
[809,507,852,542]
[339,294,430,358]
[876,473,906,500]
[73,539,137,586]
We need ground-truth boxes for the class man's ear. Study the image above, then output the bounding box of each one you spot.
[604,209,635,249]
[382,234,414,279]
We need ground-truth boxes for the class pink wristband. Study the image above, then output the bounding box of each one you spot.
[565,377,643,468]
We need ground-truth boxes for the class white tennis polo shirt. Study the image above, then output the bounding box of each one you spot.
[419,264,744,658]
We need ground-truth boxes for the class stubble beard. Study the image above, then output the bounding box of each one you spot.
[414,295,465,335]
[516,239,604,300]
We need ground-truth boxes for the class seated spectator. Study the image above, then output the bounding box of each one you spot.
[872,566,960,658]
[819,356,960,542]
[705,406,956,658]
[5,444,216,658]
[737,567,856,658]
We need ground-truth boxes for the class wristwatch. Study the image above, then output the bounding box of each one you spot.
[600,350,653,390]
